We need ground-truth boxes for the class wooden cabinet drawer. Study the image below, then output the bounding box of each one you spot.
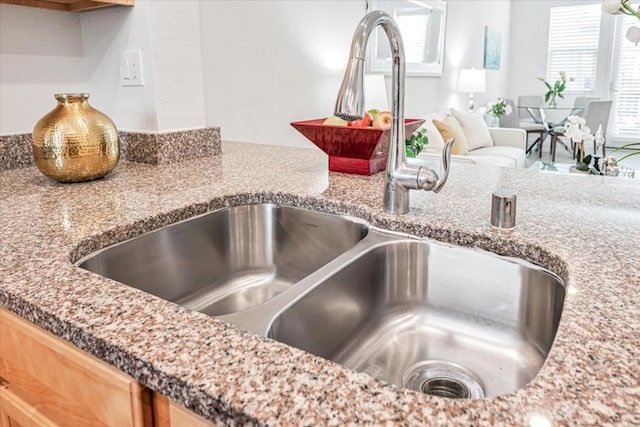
[0,309,151,426]
[1,377,57,427]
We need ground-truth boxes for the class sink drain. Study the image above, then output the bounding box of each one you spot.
[402,360,485,399]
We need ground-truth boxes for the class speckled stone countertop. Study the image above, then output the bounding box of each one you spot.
[1,142,638,426]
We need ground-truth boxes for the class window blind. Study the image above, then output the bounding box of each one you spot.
[610,15,640,139]
[396,12,429,64]
[546,4,601,93]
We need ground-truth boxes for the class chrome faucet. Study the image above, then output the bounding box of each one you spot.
[335,10,454,214]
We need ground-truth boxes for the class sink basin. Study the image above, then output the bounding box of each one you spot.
[78,203,565,399]
[77,204,368,316]
[268,240,565,398]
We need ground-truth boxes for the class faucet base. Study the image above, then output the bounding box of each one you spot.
[383,182,410,214]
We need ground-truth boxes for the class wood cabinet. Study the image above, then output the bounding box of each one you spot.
[0,308,152,426]
[0,0,134,12]
[0,308,218,427]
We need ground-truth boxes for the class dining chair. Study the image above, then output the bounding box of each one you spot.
[572,96,599,111]
[558,97,600,125]
[503,99,547,157]
[550,100,613,162]
[517,95,544,123]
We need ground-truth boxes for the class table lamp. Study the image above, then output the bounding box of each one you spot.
[457,68,486,112]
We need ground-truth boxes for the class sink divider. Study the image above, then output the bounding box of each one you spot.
[217,229,413,336]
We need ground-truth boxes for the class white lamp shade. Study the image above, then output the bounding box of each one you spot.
[457,69,486,93]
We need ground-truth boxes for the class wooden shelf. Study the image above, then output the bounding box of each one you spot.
[0,0,133,12]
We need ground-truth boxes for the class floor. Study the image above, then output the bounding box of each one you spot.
[524,135,640,170]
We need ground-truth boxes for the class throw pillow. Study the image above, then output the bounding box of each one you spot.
[432,115,469,155]
[451,108,494,151]
[416,111,447,153]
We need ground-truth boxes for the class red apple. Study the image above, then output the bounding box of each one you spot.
[348,112,373,128]
[372,111,392,129]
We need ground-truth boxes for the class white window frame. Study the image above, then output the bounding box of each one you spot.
[366,0,447,76]
[608,14,640,142]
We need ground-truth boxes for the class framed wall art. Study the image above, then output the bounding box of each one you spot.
[483,26,502,70]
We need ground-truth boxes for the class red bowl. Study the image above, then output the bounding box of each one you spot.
[291,118,425,175]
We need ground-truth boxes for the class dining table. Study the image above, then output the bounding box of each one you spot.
[518,105,584,155]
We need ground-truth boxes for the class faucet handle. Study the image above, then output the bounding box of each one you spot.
[415,138,454,193]
[432,138,454,193]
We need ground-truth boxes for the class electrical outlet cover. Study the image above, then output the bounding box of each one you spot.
[120,49,144,87]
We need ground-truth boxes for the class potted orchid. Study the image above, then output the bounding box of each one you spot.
[606,142,640,176]
[537,71,575,107]
[563,116,595,172]
[602,0,640,45]
[478,99,512,127]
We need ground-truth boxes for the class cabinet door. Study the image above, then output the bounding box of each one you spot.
[153,394,215,427]
[0,309,152,426]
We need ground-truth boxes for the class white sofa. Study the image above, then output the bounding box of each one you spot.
[415,110,527,168]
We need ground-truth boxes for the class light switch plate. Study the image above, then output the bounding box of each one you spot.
[120,49,144,87]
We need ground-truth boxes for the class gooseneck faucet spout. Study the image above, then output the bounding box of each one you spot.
[335,10,454,214]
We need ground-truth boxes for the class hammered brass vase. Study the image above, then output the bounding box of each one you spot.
[32,93,120,183]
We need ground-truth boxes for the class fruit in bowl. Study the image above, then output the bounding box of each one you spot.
[348,112,373,128]
[372,111,392,129]
[322,116,348,126]
[292,112,425,176]
[321,110,392,130]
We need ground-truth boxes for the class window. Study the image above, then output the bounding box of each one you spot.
[610,15,640,140]
[367,0,447,76]
[395,11,430,64]
[545,4,601,93]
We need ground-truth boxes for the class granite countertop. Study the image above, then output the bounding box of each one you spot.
[1,142,638,425]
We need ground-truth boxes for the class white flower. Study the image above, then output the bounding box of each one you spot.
[536,75,546,82]
[559,71,567,82]
[627,26,640,45]
[564,117,593,142]
[602,0,625,15]
[584,133,595,143]
[567,115,586,126]
[505,105,513,116]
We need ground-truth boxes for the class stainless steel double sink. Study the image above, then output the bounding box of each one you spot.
[77,204,565,399]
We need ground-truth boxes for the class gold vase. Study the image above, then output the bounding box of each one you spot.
[32,93,120,183]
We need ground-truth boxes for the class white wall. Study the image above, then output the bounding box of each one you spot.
[80,0,207,132]
[0,5,88,135]
[147,1,206,131]
[407,0,512,116]
[199,0,367,149]
[199,0,512,148]
[0,1,207,135]
[80,1,158,131]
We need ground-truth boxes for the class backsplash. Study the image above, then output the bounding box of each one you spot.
[122,128,221,165]
[0,127,221,171]
[0,134,34,170]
